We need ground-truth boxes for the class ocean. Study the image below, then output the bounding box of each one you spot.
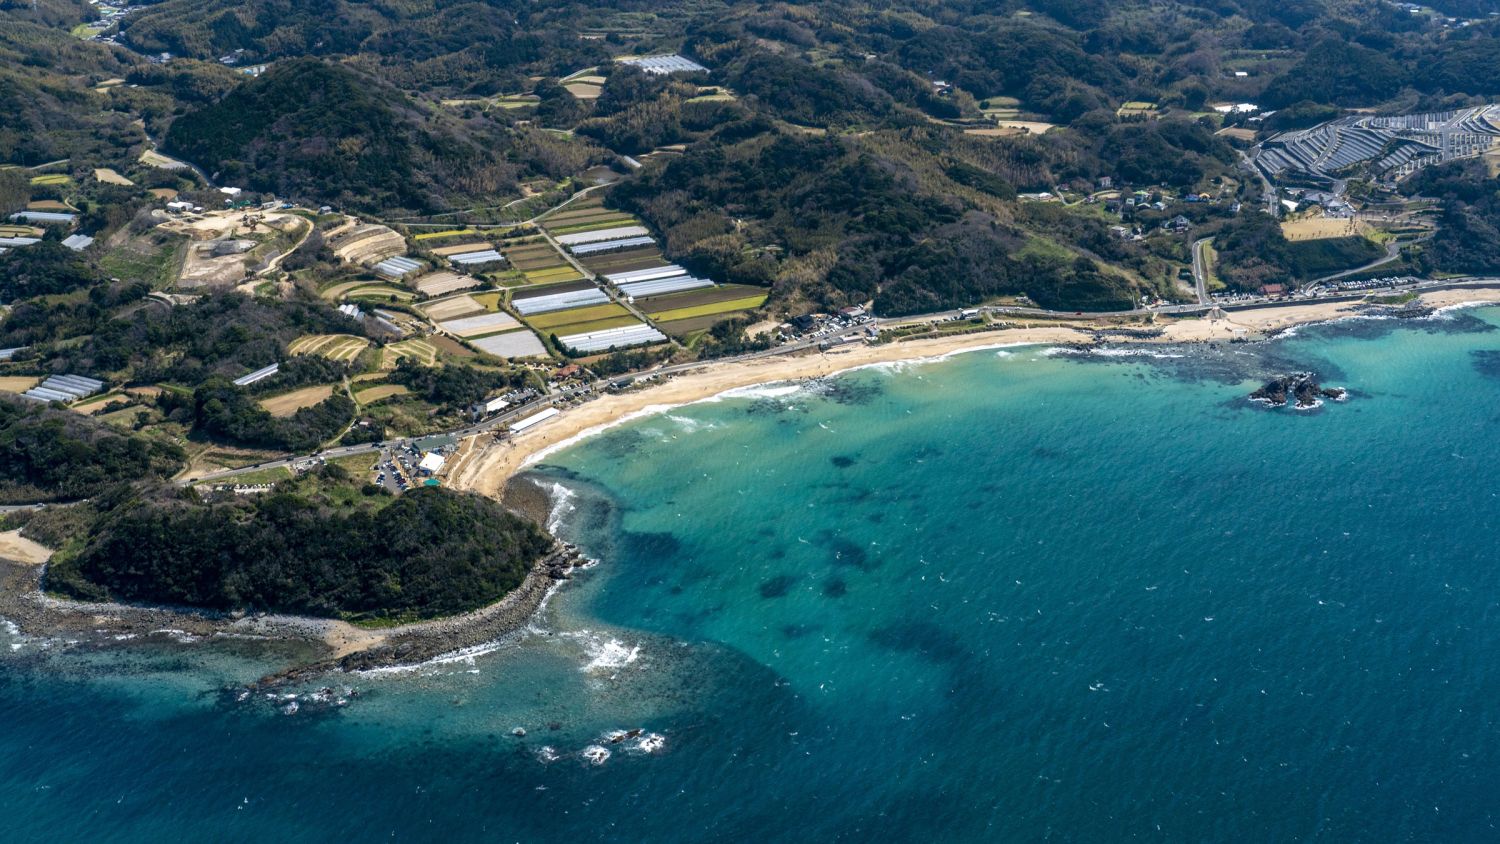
[4,307,1500,842]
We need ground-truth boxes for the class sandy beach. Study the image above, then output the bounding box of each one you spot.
[451,288,1500,497]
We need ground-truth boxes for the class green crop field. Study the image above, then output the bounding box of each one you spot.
[525,302,630,329]
[646,293,767,322]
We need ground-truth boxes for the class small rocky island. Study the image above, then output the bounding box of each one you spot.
[1249,372,1348,409]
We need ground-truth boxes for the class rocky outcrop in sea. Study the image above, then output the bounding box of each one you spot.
[1249,372,1348,409]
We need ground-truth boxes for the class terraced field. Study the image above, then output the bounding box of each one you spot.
[384,339,440,367]
[288,334,371,361]
[346,285,416,301]
[414,228,480,241]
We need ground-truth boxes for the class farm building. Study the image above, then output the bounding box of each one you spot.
[374,256,423,279]
[604,265,689,286]
[618,275,713,298]
[512,287,610,315]
[61,234,94,251]
[9,211,76,225]
[233,363,280,387]
[447,248,504,267]
[619,54,708,75]
[555,225,649,246]
[558,322,667,352]
[567,236,655,255]
[21,374,104,403]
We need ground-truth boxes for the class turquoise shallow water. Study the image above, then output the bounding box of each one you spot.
[4,307,1500,842]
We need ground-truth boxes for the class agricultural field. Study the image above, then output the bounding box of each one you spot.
[411,271,480,297]
[523,302,630,331]
[522,265,584,284]
[29,174,70,186]
[471,291,505,310]
[384,339,440,367]
[438,311,521,338]
[259,384,337,417]
[1281,216,1372,241]
[139,150,189,170]
[468,330,548,358]
[70,393,130,415]
[1216,127,1258,142]
[289,333,371,361]
[564,81,603,100]
[428,336,477,358]
[420,295,487,321]
[1116,101,1160,119]
[345,284,416,302]
[93,168,134,186]
[503,240,571,270]
[354,384,410,403]
[641,285,769,336]
[414,228,480,242]
[0,376,41,394]
[577,246,668,275]
[428,242,492,256]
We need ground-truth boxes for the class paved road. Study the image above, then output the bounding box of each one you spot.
[1191,237,1213,305]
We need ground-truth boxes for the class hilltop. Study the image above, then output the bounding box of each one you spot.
[165,59,600,214]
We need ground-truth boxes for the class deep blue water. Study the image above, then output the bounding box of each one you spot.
[4,307,1500,842]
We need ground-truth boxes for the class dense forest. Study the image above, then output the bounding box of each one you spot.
[0,398,185,504]
[49,469,553,619]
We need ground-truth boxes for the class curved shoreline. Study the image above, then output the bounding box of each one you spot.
[4,289,1497,679]
[449,288,1500,499]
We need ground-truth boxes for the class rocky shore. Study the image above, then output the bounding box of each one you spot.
[0,540,586,683]
[249,544,584,689]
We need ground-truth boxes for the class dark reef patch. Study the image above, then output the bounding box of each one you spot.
[822,535,872,570]
[759,574,799,599]
[867,621,966,663]
[1472,350,1500,380]
[830,455,856,468]
[781,624,819,639]
[823,578,848,598]
[622,531,682,562]
[814,377,883,406]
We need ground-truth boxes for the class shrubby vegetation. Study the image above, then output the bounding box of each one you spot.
[49,468,552,620]
[33,292,361,385]
[0,242,102,301]
[165,59,575,213]
[1401,160,1500,275]
[1213,213,1384,291]
[388,359,519,409]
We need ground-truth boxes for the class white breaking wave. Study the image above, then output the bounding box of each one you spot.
[543,480,578,534]
[564,630,642,673]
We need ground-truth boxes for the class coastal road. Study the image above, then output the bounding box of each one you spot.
[1191,238,1213,305]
